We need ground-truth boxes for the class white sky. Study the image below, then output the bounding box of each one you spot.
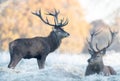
[78,0,120,23]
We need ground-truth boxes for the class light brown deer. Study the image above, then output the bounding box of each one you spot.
[85,28,117,76]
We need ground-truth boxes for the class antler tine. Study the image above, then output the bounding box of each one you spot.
[59,18,69,27]
[46,11,54,16]
[32,9,55,27]
[54,17,57,26]
[46,9,69,28]
[95,43,100,51]
[87,32,96,52]
[60,18,64,24]
[91,29,102,51]
[99,28,116,52]
[92,29,101,36]
[87,39,95,52]
[46,9,60,26]
[87,29,102,52]
[54,9,60,16]
[90,30,98,42]
[105,28,115,48]
[46,9,60,17]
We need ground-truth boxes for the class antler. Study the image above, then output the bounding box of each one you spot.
[87,30,101,52]
[46,9,60,25]
[32,9,68,28]
[47,9,68,28]
[32,9,55,26]
[95,28,117,52]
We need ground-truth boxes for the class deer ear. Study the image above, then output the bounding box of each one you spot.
[100,49,106,55]
[88,49,94,55]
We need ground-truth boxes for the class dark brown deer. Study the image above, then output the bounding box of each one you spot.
[85,28,117,76]
[8,9,69,69]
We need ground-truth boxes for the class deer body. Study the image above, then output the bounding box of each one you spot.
[85,28,117,76]
[8,9,69,69]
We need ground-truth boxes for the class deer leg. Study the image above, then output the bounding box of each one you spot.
[8,54,22,69]
[37,55,46,69]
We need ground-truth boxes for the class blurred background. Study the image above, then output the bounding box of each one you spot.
[1,1,120,81]
[0,0,120,53]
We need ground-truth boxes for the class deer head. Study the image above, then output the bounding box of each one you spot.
[32,9,69,38]
[87,28,116,65]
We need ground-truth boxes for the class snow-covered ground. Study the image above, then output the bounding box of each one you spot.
[0,51,120,81]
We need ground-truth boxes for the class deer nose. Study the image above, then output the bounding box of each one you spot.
[67,33,70,36]
[64,32,70,37]
[88,59,94,63]
[88,59,90,63]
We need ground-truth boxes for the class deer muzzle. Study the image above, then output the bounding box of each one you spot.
[88,58,94,64]
[65,33,70,37]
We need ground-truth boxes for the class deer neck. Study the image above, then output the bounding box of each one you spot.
[90,61,104,73]
[47,31,61,52]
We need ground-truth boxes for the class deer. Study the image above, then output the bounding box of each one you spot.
[8,9,69,69]
[85,28,117,76]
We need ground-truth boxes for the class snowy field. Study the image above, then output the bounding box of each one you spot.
[0,51,120,81]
